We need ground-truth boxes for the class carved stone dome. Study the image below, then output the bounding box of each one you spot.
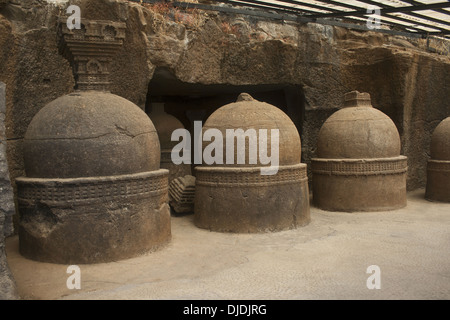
[311,91,407,212]
[202,93,301,166]
[16,19,171,265]
[194,93,310,233]
[317,105,401,159]
[430,117,450,160]
[23,91,161,179]
[426,116,450,202]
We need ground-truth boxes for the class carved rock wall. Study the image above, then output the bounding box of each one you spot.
[0,0,448,297]
[0,82,17,299]
[0,0,449,203]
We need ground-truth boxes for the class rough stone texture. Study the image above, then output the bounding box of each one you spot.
[316,106,402,159]
[426,117,450,202]
[200,94,302,167]
[17,171,171,264]
[312,92,407,212]
[148,103,191,183]
[0,81,17,299]
[0,82,14,237]
[312,157,408,212]
[426,160,450,203]
[0,0,449,222]
[169,175,195,214]
[23,91,160,179]
[195,165,310,233]
[194,94,310,233]
[14,14,171,264]
[1,218,18,300]
[429,117,450,161]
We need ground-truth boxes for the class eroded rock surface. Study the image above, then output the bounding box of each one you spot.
[1,0,448,197]
[0,82,17,299]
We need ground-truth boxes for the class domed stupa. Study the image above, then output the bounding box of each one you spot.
[148,102,192,182]
[15,19,171,264]
[426,117,450,202]
[311,91,408,212]
[194,93,310,233]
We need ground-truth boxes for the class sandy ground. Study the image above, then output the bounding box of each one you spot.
[5,189,450,300]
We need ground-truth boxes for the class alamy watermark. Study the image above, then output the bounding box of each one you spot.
[366,265,381,289]
[66,4,81,30]
[66,265,81,290]
[367,6,381,30]
[171,121,280,175]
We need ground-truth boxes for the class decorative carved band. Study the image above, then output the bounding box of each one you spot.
[427,159,450,172]
[311,156,407,176]
[16,170,168,205]
[195,164,308,187]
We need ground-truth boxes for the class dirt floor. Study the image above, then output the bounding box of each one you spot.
[5,189,450,300]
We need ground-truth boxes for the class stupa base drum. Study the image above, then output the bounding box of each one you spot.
[15,20,173,264]
[312,157,407,212]
[194,164,310,233]
[425,160,450,202]
[16,170,170,264]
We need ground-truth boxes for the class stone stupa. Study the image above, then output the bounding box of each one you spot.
[311,91,408,212]
[194,93,310,233]
[15,19,171,264]
[425,117,450,202]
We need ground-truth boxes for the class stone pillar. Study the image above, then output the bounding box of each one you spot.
[0,82,18,299]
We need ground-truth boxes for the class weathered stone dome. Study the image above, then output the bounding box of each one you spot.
[194,93,310,233]
[430,117,450,160]
[16,19,171,265]
[149,102,185,151]
[202,93,301,166]
[311,91,407,212]
[426,116,450,202]
[317,105,401,159]
[23,91,161,179]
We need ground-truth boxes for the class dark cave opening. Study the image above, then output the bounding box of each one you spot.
[145,68,306,138]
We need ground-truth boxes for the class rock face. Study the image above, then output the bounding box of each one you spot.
[194,93,310,233]
[0,1,448,229]
[0,0,447,295]
[15,18,171,264]
[312,91,408,212]
[425,117,450,202]
[0,82,17,299]
[0,0,449,198]
[0,82,14,238]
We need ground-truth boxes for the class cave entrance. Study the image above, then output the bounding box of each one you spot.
[145,67,307,173]
[145,68,306,137]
